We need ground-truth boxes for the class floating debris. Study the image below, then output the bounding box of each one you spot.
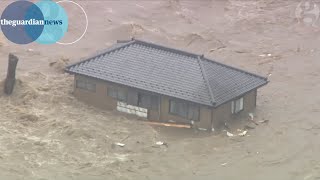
[198,128,207,131]
[259,119,270,124]
[227,131,234,137]
[245,125,255,130]
[259,53,272,57]
[114,142,125,147]
[221,162,228,166]
[248,113,259,125]
[156,141,165,145]
[249,113,254,121]
[155,141,168,147]
[238,130,248,136]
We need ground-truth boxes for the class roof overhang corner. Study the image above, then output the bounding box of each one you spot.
[211,101,217,107]
[64,67,73,74]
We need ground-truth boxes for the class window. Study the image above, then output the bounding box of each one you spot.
[127,90,138,106]
[231,97,244,114]
[107,87,127,102]
[138,93,151,108]
[150,95,159,110]
[117,88,127,102]
[107,87,118,99]
[138,93,151,109]
[137,92,159,110]
[169,100,200,121]
[112,88,160,110]
[76,79,96,92]
[188,104,200,121]
[170,100,188,118]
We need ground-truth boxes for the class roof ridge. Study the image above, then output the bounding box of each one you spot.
[202,57,267,80]
[197,56,215,106]
[65,40,135,70]
[134,39,202,58]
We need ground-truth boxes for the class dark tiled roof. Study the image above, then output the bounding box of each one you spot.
[66,39,268,107]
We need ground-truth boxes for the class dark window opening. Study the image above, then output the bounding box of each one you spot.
[169,99,200,121]
[127,90,138,106]
[138,93,151,109]
[108,88,159,109]
[137,92,159,110]
[76,79,96,92]
[107,87,127,102]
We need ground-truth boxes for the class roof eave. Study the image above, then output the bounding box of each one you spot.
[64,70,216,107]
[65,40,136,70]
[213,80,269,108]
[202,57,268,81]
[64,68,74,74]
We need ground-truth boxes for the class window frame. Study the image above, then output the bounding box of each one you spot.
[75,79,96,92]
[169,99,200,121]
[107,86,127,102]
[137,92,159,110]
[117,88,127,102]
[107,86,118,99]
[231,97,244,114]
[138,93,152,109]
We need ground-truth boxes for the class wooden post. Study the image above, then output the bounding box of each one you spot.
[4,53,19,95]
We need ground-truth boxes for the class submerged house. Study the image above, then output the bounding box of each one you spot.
[66,39,268,131]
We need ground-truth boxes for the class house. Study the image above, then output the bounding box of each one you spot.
[65,39,268,131]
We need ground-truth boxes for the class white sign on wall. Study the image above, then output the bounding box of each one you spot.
[116,101,148,118]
